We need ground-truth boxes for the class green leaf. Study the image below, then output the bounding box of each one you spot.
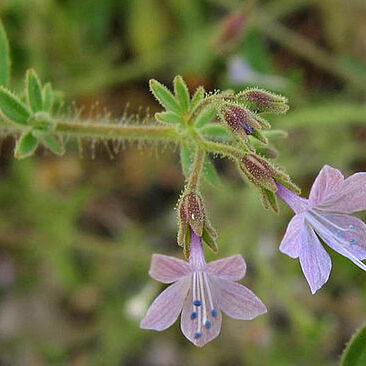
[42,135,65,156]
[174,75,190,112]
[190,86,205,112]
[194,105,216,128]
[200,124,231,140]
[180,143,193,178]
[341,324,366,366]
[42,83,53,111]
[155,111,183,124]
[0,20,10,87]
[0,87,30,125]
[203,157,221,187]
[149,79,181,114]
[14,131,38,159]
[202,226,218,252]
[26,69,43,112]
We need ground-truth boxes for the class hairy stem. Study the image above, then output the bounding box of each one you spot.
[187,148,205,191]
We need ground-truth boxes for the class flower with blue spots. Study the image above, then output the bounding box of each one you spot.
[140,230,267,347]
[276,165,366,294]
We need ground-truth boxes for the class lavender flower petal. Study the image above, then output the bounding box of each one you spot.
[180,288,222,347]
[213,278,267,320]
[318,172,366,214]
[308,165,343,206]
[279,214,304,258]
[140,277,190,331]
[205,255,246,281]
[299,224,332,294]
[149,254,192,283]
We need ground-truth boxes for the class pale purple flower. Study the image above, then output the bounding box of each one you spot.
[140,230,267,347]
[276,165,366,294]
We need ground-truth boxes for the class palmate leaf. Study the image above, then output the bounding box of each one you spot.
[174,75,190,112]
[155,111,183,124]
[0,19,10,87]
[149,79,181,114]
[194,105,216,128]
[14,131,38,159]
[203,157,221,188]
[190,86,205,112]
[0,87,30,125]
[26,69,43,113]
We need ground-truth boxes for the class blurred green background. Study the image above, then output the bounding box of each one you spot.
[1,0,366,365]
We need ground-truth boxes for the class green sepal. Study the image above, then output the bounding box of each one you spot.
[262,188,279,213]
[183,226,191,259]
[203,157,221,188]
[26,69,43,113]
[41,135,65,156]
[200,124,231,140]
[190,86,205,112]
[14,131,39,159]
[180,143,193,178]
[194,105,216,128]
[341,324,366,366]
[0,20,10,87]
[155,111,183,124]
[174,75,190,112]
[42,83,53,111]
[202,226,218,252]
[0,87,30,125]
[149,79,181,114]
[262,129,288,139]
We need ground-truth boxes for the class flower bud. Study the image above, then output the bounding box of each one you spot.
[239,153,289,192]
[219,104,269,142]
[238,88,289,114]
[177,192,218,255]
[216,12,246,47]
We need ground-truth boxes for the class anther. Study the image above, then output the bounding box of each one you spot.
[349,225,355,231]
[205,320,212,329]
[193,300,202,306]
[191,312,197,320]
[211,309,217,318]
[350,239,356,245]
[336,230,342,237]
[194,332,202,339]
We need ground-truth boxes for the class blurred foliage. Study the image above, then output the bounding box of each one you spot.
[1,0,366,365]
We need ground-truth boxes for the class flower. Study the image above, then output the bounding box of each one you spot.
[276,165,366,294]
[140,230,267,347]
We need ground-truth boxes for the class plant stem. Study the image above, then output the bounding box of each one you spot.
[187,148,205,191]
[55,122,180,140]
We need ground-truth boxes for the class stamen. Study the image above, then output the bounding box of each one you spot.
[205,320,212,329]
[198,272,208,326]
[191,312,197,320]
[194,332,202,339]
[203,273,216,317]
[193,300,202,306]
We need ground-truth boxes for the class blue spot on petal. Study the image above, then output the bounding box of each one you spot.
[349,225,355,231]
[336,230,342,237]
[191,312,197,320]
[193,300,201,306]
[205,320,212,329]
[194,332,202,339]
[211,309,217,318]
[350,239,356,245]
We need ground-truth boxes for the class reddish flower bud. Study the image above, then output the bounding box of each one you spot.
[177,192,217,254]
[219,104,269,142]
[217,12,246,46]
[239,153,289,192]
[238,88,289,114]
